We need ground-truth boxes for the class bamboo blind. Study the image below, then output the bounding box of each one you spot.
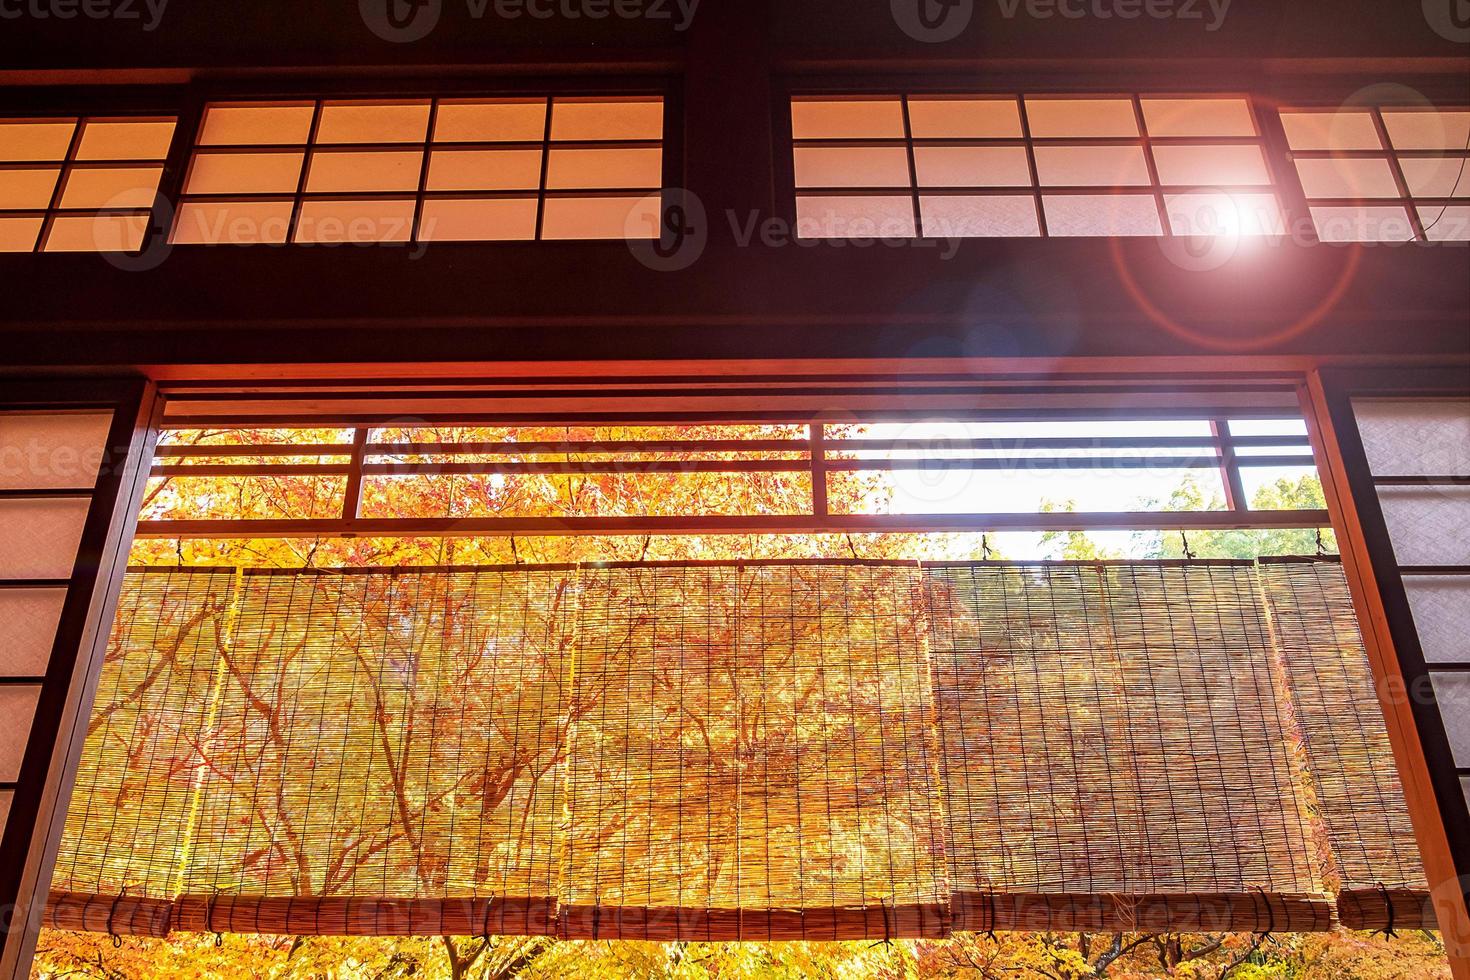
[1259,559,1432,932]
[561,564,950,940]
[925,562,1333,934]
[47,560,1420,940]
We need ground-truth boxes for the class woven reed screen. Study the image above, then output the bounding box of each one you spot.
[562,565,949,940]
[48,560,1419,940]
[925,562,1332,934]
[1258,559,1432,931]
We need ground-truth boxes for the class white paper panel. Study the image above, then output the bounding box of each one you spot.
[1404,576,1470,665]
[0,412,111,491]
[1354,399,1470,478]
[0,685,41,781]
[1377,487,1470,567]
[1430,672,1470,767]
[0,498,89,581]
[0,588,66,677]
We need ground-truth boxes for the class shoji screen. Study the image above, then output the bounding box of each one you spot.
[0,382,155,979]
[1352,398,1470,820]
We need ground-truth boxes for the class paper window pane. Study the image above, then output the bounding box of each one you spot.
[1404,576,1470,665]
[913,146,1030,187]
[1151,145,1271,186]
[433,99,547,142]
[1309,205,1413,243]
[0,588,66,676]
[1355,399,1470,477]
[907,98,1022,138]
[550,99,663,141]
[315,101,431,144]
[0,686,41,781]
[1377,486,1470,567]
[1024,98,1139,138]
[540,194,660,240]
[0,216,43,252]
[1033,145,1151,186]
[1294,157,1401,199]
[293,199,416,243]
[417,197,538,241]
[304,150,424,193]
[790,99,904,140]
[1165,192,1285,236]
[544,147,662,190]
[1430,672,1470,767]
[1419,205,1470,242]
[184,151,305,195]
[74,119,175,161]
[0,413,109,490]
[57,166,163,209]
[1398,156,1470,198]
[793,146,911,189]
[42,214,149,252]
[1380,109,1470,151]
[0,167,60,209]
[920,195,1040,237]
[1043,194,1162,236]
[198,103,316,146]
[1279,110,1383,151]
[426,148,543,191]
[1140,98,1256,137]
[795,195,916,239]
[0,119,76,161]
[171,200,294,244]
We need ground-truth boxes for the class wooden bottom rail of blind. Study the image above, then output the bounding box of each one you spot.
[951,892,1338,935]
[48,891,1361,939]
[1337,889,1437,933]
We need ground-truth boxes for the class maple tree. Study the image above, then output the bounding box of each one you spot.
[32,425,1452,979]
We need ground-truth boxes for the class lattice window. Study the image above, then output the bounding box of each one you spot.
[171,97,664,245]
[1280,105,1470,242]
[0,116,175,252]
[789,95,1284,239]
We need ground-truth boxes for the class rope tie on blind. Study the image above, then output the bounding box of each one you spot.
[107,886,128,948]
[1179,531,1196,561]
[1375,882,1397,937]
[985,891,998,941]
[206,887,224,947]
[981,534,992,561]
[868,897,892,948]
[510,535,522,565]
[481,891,496,940]
[1314,528,1331,558]
[1252,885,1276,940]
[845,533,860,560]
